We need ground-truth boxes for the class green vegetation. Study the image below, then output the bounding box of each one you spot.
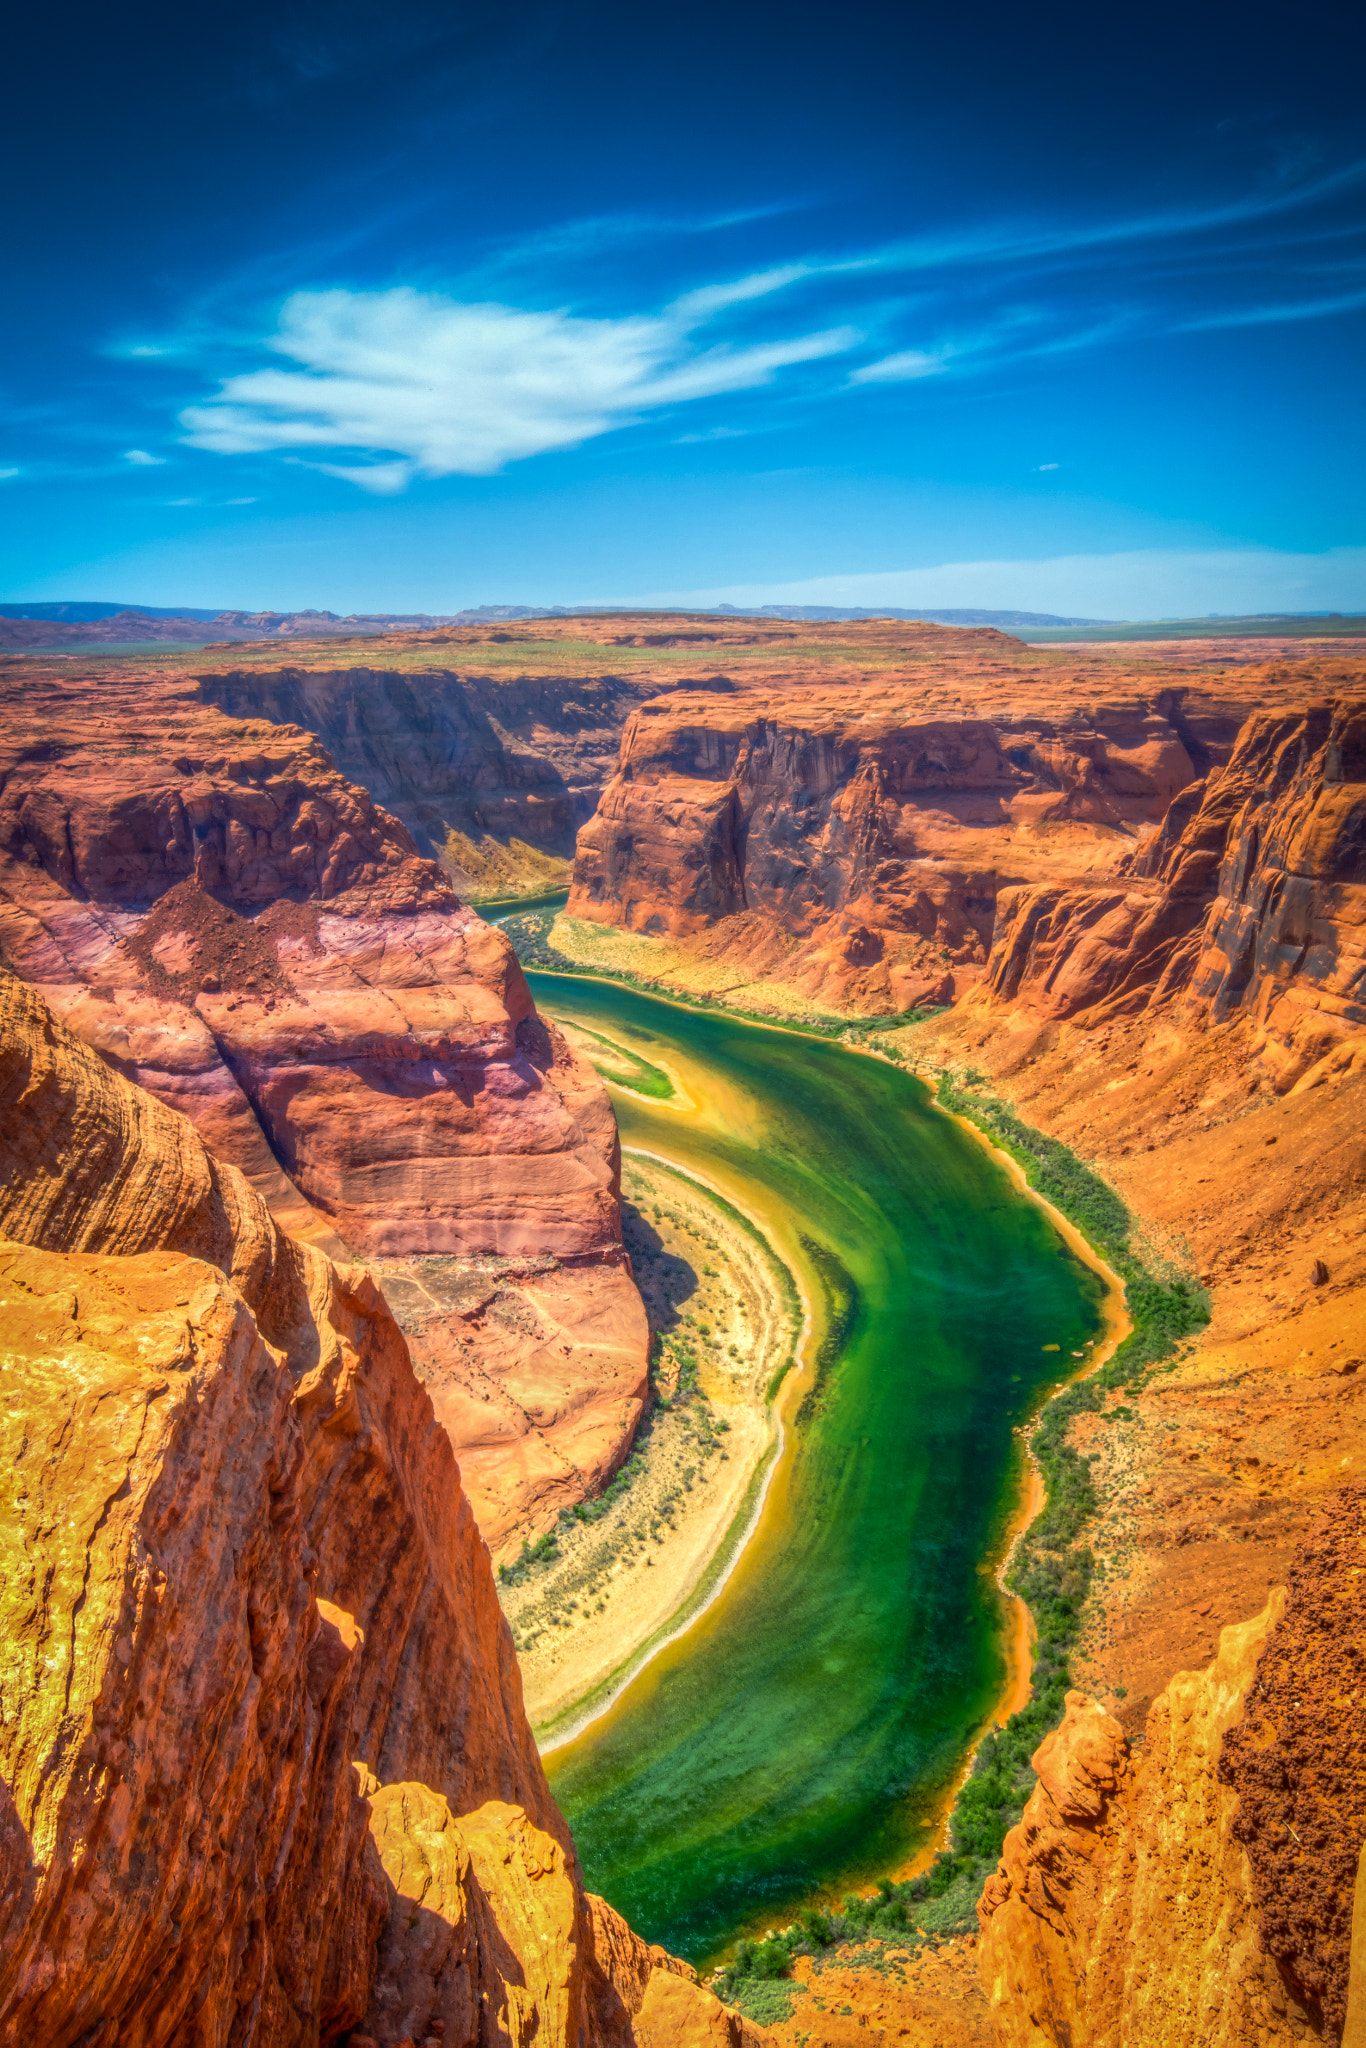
[540,972,1111,1962]
[792,1236,858,1428]
[1024,612,1366,644]
[886,1069,1210,1924]
[504,909,944,1041]
[931,1068,1210,1386]
[565,1446,649,1526]
[713,1876,962,2010]
[559,1017,675,1099]
[865,1068,1211,1930]
[497,1529,562,1587]
[497,1448,650,1589]
[717,1973,801,2027]
[474,885,572,919]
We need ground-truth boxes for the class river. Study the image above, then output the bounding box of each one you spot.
[522,968,1105,1966]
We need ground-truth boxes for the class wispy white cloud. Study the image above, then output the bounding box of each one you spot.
[854,158,1366,279]
[0,467,20,481]
[643,547,1366,619]
[850,348,946,383]
[674,424,755,444]
[123,447,166,465]
[180,283,858,486]
[472,200,809,283]
[164,157,1366,492]
[1177,284,1366,331]
[848,306,1134,386]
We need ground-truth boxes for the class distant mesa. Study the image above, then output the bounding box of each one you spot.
[2,598,1362,651]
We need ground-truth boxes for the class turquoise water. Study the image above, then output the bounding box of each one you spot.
[476,885,571,920]
[529,971,1104,1964]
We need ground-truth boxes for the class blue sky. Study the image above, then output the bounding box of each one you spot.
[3,0,1364,616]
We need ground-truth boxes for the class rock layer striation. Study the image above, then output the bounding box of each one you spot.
[0,967,753,2048]
[0,666,647,1550]
[193,663,663,894]
[979,693,1366,1091]
[567,649,1348,1015]
[977,1592,1321,2046]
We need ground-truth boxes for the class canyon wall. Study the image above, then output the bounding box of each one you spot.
[978,695,1366,1091]
[978,1516,1366,2048]
[0,967,751,2048]
[0,665,648,1552]
[194,665,661,894]
[976,1590,1324,2046]
[1220,1485,1366,2045]
[556,627,1366,2047]
[567,665,1268,1015]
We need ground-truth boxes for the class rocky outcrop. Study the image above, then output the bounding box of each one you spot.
[568,664,1274,1015]
[0,968,753,2048]
[1220,1484,1366,2045]
[977,1592,1320,2047]
[975,692,1366,1092]
[194,665,662,893]
[0,667,648,1551]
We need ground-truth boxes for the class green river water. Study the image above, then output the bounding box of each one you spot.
[525,969,1105,1966]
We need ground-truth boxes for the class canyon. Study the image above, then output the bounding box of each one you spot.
[192,662,662,897]
[5,612,1366,2046]
[566,637,1366,1020]
[0,661,648,1556]
[0,966,765,2048]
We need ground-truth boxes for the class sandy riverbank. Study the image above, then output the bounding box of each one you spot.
[499,1148,799,1737]
[541,911,852,1023]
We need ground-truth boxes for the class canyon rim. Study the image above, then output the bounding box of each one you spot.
[3,610,1366,2045]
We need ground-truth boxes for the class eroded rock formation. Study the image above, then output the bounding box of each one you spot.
[978,694,1366,1092]
[977,1591,1322,2046]
[0,666,647,1552]
[193,665,662,894]
[1221,1485,1366,2044]
[567,654,1322,1015]
[0,967,750,2048]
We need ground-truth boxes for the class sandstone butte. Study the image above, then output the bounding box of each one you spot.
[7,615,1366,2048]
[0,663,649,1557]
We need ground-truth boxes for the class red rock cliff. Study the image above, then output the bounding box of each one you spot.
[1220,1484,1366,2045]
[0,666,648,1553]
[978,690,1366,1092]
[192,663,662,889]
[568,654,1283,1015]
[0,967,760,2048]
[976,1590,1327,2047]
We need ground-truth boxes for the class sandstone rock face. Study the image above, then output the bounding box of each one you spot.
[0,970,751,2048]
[976,692,1366,1092]
[568,659,1279,1015]
[1220,1485,1366,2046]
[194,665,662,891]
[0,668,648,1549]
[387,1254,655,1555]
[977,1595,1321,2047]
